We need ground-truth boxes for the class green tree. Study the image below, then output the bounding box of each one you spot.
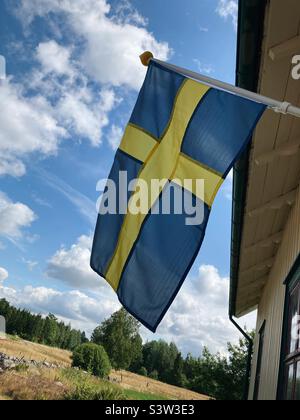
[184,353,200,379]
[143,340,180,383]
[188,347,226,399]
[0,299,86,351]
[43,314,59,346]
[81,332,88,344]
[138,367,148,377]
[187,333,254,401]
[72,343,111,378]
[91,308,143,370]
[129,334,143,373]
[171,353,186,387]
[227,332,255,400]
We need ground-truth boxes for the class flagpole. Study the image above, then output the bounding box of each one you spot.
[140,52,300,118]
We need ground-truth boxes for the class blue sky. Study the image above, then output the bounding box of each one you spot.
[0,0,254,355]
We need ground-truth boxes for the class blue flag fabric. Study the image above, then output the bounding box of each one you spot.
[91,60,266,332]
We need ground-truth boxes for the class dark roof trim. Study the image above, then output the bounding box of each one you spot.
[229,0,268,317]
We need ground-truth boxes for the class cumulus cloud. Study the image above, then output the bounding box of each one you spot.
[32,41,119,147]
[45,230,255,352]
[216,0,238,28]
[0,268,8,283]
[0,283,120,335]
[0,192,36,239]
[46,236,255,353]
[154,264,256,355]
[0,46,117,176]
[57,87,118,147]
[2,1,169,177]
[36,41,74,77]
[15,0,170,90]
[0,79,67,177]
[46,235,102,290]
[196,265,229,304]
[0,258,256,353]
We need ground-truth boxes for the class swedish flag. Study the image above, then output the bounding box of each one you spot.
[91,60,266,332]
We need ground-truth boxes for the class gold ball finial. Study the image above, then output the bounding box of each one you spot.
[140,51,154,67]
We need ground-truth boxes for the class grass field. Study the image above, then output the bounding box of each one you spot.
[110,370,209,400]
[0,335,72,366]
[0,336,210,401]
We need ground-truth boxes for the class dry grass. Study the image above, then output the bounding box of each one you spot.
[0,337,210,400]
[0,370,67,400]
[0,368,125,401]
[110,370,210,401]
[0,337,72,366]
[0,394,12,401]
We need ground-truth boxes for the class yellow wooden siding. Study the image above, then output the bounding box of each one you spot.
[249,185,300,400]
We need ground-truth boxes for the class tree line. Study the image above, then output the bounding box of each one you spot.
[0,299,250,400]
[0,299,87,350]
[91,308,252,400]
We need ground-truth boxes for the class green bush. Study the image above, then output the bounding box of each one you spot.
[66,383,125,401]
[138,367,148,377]
[72,343,111,378]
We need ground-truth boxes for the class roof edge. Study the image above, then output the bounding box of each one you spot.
[229,0,268,317]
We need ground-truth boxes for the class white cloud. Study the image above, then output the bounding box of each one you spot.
[45,232,255,353]
[108,125,123,150]
[0,268,8,283]
[0,79,67,177]
[45,245,257,353]
[57,87,118,147]
[0,283,120,336]
[1,0,170,177]
[79,15,170,90]
[0,258,256,353]
[0,192,36,239]
[46,233,252,353]
[216,0,238,28]
[112,0,148,27]
[15,0,170,90]
[0,156,26,178]
[36,41,74,76]
[46,235,103,290]
[153,264,256,355]
[32,41,119,147]
[196,265,229,304]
